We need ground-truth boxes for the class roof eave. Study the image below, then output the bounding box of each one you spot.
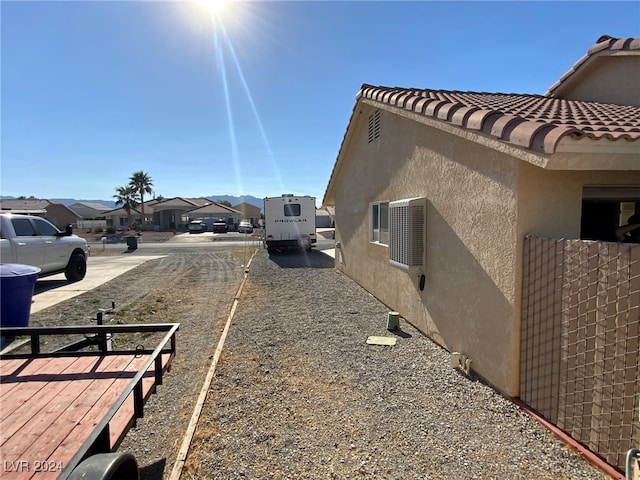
[323,95,366,206]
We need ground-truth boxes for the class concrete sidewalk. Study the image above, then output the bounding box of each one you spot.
[31,254,165,314]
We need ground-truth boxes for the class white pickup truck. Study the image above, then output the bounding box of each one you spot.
[0,213,89,281]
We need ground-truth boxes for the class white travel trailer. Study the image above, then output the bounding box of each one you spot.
[264,195,316,253]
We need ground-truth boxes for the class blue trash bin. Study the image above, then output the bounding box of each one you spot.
[0,263,41,328]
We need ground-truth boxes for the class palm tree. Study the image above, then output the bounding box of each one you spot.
[113,185,140,231]
[129,171,153,230]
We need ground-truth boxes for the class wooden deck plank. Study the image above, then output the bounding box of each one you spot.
[0,355,142,480]
[0,356,101,440]
[0,326,177,480]
[9,355,143,475]
[0,357,83,415]
[0,358,29,398]
[0,356,120,451]
[107,353,173,447]
[33,355,151,479]
[0,358,29,376]
[0,356,118,480]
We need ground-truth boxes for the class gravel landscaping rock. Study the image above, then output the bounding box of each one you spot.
[182,249,611,480]
[23,243,613,479]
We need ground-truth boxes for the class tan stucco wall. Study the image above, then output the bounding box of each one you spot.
[557,56,640,106]
[334,107,521,395]
[516,163,640,240]
[332,106,640,397]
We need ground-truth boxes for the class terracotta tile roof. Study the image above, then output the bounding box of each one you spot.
[358,85,640,154]
[547,35,640,97]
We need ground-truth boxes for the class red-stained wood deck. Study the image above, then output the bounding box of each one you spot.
[0,352,171,480]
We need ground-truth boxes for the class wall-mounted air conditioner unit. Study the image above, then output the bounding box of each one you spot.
[389,197,426,273]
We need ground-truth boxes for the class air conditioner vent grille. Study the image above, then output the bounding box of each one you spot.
[389,197,425,272]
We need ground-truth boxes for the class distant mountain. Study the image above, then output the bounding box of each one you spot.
[52,198,117,208]
[0,196,117,208]
[207,195,263,210]
[1,195,264,211]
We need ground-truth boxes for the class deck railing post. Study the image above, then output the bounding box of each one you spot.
[30,335,40,354]
[93,424,111,454]
[155,356,163,385]
[134,382,144,418]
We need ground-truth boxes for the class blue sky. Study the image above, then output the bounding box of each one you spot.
[1,1,639,205]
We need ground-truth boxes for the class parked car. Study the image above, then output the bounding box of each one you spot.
[188,220,206,233]
[212,220,228,233]
[238,220,253,234]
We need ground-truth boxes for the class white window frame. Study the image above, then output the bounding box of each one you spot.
[370,201,389,245]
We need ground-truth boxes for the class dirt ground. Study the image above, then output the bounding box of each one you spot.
[26,243,249,479]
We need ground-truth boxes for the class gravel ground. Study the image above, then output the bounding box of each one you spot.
[22,240,612,479]
[183,248,611,480]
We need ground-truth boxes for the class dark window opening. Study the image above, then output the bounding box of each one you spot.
[284,203,301,216]
[581,198,640,243]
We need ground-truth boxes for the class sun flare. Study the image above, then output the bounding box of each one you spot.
[194,0,231,18]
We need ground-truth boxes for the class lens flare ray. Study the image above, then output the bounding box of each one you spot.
[204,3,286,197]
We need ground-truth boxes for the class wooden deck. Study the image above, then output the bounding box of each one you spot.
[0,324,178,480]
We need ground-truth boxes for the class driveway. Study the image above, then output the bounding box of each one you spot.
[31,254,165,314]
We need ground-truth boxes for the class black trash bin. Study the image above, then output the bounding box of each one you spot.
[126,236,138,250]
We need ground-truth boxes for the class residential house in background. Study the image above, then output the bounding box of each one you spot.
[103,205,143,231]
[233,202,261,226]
[323,36,639,471]
[68,201,112,219]
[190,202,243,230]
[0,198,81,229]
[316,206,335,228]
[139,199,159,230]
[151,197,208,231]
[102,197,243,231]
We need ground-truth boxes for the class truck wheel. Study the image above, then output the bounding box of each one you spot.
[65,253,87,282]
[68,452,138,480]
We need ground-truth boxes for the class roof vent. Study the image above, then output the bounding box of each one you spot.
[368,110,381,143]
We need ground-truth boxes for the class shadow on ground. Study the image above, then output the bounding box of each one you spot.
[33,279,70,294]
[268,249,334,269]
[139,458,166,480]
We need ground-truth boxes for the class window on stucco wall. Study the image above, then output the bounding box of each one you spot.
[370,201,389,245]
[581,187,640,242]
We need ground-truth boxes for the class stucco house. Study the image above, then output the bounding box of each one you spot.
[233,202,262,226]
[323,36,639,471]
[0,198,81,229]
[151,197,208,231]
[104,207,139,231]
[316,206,335,228]
[188,202,243,230]
[68,201,112,219]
